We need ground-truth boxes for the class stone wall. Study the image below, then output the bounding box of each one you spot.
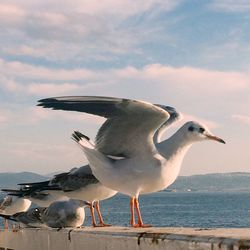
[0,227,250,250]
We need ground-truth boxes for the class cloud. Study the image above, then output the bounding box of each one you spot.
[0,104,104,128]
[1,60,249,96]
[0,59,249,130]
[210,0,250,12]
[140,64,249,92]
[0,106,45,127]
[232,114,250,125]
[0,115,8,124]
[27,83,80,95]
[0,1,181,63]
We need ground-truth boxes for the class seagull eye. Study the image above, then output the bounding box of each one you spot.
[199,128,205,133]
[188,126,194,132]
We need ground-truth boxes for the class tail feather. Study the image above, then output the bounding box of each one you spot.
[71,131,114,177]
[72,131,95,149]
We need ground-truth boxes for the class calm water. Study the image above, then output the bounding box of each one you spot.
[1,191,250,228]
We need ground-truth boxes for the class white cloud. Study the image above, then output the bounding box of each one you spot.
[6,0,179,19]
[0,1,181,62]
[0,115,8,124]
[0,59,249,131]
[140,64,249,92]
[232,114,250,125]
[27,83,80,95]
[1,60,249,96]
[0,59,95,81]
[0,104,104,128]
[0,3,25,25]
[210,0,250,12]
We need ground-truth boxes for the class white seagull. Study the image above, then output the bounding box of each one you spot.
[38,96,225,227]
[0,195,31,229]
[0,199,89,229]
[41,199,90,229]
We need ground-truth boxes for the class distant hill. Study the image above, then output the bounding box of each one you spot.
[169,172,250,192]
[0,171,250,192]
[0,172,48,189]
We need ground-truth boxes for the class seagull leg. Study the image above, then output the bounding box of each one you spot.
[95,201,111,227]
[89,202,97,227]
[134,198,152,228]
[4,219,8,230]
[130,197,136,227]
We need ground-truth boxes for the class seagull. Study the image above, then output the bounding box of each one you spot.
[38,96,225,227]
[0,207,46,228]
[2,166,117,227]
[0,195,31,229]
[0,199,90,229]
[41,199,89,229]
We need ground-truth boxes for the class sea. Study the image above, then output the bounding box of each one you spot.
[1,191,250,228]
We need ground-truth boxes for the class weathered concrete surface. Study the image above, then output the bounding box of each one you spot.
[0,227,250,250]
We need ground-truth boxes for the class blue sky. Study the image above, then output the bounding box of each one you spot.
[0,0,249,175]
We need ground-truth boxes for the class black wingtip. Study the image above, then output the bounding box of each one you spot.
[6,193,21,197]
[17,181,50,186]
[72,131,90,142]
[1,188,18,192]
[37,98,59,108]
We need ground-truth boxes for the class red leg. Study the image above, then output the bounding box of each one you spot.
[89,202,97,227]
[130,197,136,227]
[134,198,152,228]
[4,219,8,230]
[95,201,111,227]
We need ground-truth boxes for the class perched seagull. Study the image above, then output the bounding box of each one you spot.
[0,207,46,228]
[0,199,89,229]
[3,166,117,227]
[41,199,89,228]
[38,96,225,227]
[0,195,31,229]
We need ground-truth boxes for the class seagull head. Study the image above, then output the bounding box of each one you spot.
[184,121,225,144]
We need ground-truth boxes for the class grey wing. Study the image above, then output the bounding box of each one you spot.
[37,96,125,117]
[50,165,99,191]
[153,105,182,143]
[43,203,68,228]
[38,96,170,157]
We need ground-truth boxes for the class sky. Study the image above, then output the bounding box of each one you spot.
[0,0,250,176]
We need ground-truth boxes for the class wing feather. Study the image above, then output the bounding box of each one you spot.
[38,96,170,156]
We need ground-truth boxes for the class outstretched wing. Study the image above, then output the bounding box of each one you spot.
[153,105,182,144]
[38,96,170,157]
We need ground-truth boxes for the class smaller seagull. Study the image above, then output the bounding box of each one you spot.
[0,199,89,229]
[41,199,90,229]
[0,195,31,229]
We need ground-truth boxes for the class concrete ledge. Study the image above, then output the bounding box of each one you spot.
[0,227,250,250]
